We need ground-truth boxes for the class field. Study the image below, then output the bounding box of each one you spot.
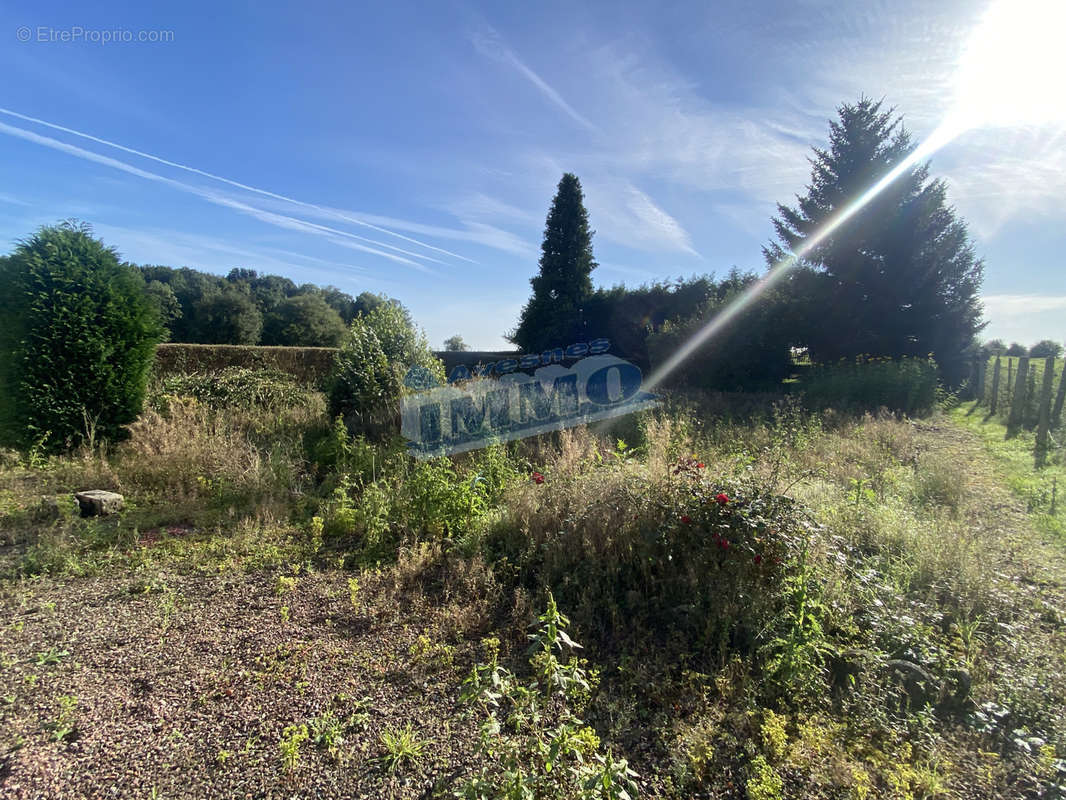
[1,372,1065,799]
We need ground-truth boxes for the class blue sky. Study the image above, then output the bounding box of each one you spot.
[1,0,1063,349]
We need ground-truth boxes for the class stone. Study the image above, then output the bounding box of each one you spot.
[75,490,124,517]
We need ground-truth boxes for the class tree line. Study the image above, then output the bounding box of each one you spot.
[138,265,392,347]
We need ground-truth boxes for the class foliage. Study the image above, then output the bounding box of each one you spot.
[359,296,443,381]
[799,356,939,416]
[1029,339,1063,359]
[136,264,369,346]
[156,367,319,411]
[765,97,985,386]
[378,723,428,773]
[583,276,716,370]
[327,299,443,440]
[152,343,339,386]
[0,221,164,453]
[645,270,796,391]
[262,293,347,347]
[487,440,808,661]
[191,288,263,345]
[981,339,1006,357]
[457,597,641,799]
[279,723,310,771]
[1005,342,1027,357]
[511,173,598,352]
[327,322,400,440]
[444,334,470,352]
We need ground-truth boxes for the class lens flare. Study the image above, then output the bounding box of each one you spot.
[645,0,1062,392]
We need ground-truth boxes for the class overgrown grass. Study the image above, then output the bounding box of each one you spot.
[952,402,1064,540]
[1,382,1064,798]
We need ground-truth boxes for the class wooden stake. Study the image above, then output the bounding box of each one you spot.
[1036,357,1055,467]
[1007,357,1029,437]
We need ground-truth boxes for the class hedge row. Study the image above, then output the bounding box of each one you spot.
[152,343,339,384]
[152,344,520,385]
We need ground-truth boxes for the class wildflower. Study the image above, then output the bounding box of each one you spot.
[753,554,762,564]
[681,514,692,524]
[715,493,729,506]
[719,538,729,549]
[532,472,545,485]
[697,462,705,469]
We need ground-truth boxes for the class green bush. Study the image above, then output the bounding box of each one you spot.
[0,222,163,452]
[327,323,400,440]
[327,302,443,440]
[645,274,795,391]
[798,356,938,416]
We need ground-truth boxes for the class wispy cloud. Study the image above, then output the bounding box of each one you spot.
[0,106,476,264]
[470,27,599,133]
[94,224,372,279]
[253,199,537,259]
[0,120,439,273]
[583,179,700,257]
[0,192,29,207]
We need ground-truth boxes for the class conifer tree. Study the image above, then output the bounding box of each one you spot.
[510,173,597,352]
[765,97,985,384]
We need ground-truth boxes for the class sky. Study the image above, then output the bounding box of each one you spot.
[0,0,1063,350]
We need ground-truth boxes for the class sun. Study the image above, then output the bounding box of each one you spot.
[951,0,1066,130]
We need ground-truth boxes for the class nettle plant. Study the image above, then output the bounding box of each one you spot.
[457,595,641,800]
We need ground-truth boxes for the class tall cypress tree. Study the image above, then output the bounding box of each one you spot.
[765,97,985,384]
[510,173,597,352]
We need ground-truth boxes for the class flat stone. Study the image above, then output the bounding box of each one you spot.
[75,490,125,517]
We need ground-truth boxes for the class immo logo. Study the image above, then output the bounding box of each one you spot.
[401,340,659,458]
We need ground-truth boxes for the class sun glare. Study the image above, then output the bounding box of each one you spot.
[951,0,1066,130]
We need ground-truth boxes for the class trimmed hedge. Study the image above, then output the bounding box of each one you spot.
[153,343,339,385]
[153,343,521,385]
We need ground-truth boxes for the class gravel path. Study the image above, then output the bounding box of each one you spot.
[0,568,480,799]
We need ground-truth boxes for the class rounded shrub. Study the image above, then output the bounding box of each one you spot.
[327,299,443,440]
[0,222,163,453]
[327,323,400,440]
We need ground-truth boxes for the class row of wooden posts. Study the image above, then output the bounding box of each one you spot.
[971,355,1066,467]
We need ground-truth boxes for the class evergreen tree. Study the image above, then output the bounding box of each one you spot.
[510,173,597,352]
[0,222,163,452]
[765,97,985,384]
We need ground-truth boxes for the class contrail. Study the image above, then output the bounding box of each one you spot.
[0,120,438,273]
[0,106,478,264]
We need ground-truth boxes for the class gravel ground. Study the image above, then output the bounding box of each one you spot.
[0,567,481,799]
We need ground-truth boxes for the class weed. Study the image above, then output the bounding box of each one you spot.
[275,575,298,595]
[309,711,345,755]
[378,723,428,773]
[408,634,456,673]
[33,646,69,666]
[278,723,309,771]
[47,694,78,741]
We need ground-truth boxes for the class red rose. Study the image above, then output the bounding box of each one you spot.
[715,493,729,506]
[753,554,762,564]
[532,472,545,484]
[681,514,692,524]
[697,462,705,469]
[719,538,729,549]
